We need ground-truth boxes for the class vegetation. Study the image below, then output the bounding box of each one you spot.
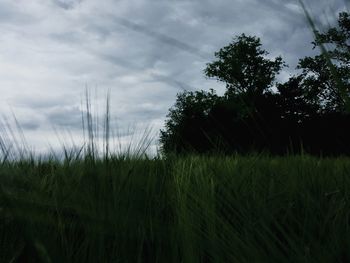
[160,11,350,156]
[2,152,350,262]
[1,4,350,263]
[204,34,284,97]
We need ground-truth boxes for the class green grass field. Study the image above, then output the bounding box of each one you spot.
[1,152,350,262]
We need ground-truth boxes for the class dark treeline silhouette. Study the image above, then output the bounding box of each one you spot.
[160,12,350,156]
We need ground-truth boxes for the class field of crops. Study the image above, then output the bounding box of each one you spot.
[1,153,350,262]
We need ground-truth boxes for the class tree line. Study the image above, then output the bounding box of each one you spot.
[160,12,350,156]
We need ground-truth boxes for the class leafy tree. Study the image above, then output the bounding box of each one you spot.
[204,34,285,99]
[160,12,350,156]
[276,75,320,122]
[296,12,350,113]
[314,12,350,65]
[160,89,220,154]
[160,34,285,155]
[275,11,350,155]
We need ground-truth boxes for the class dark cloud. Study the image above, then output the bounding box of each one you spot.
[20,122,41,130]
[0,2,37,24]
[150,73,195,91]
[53,0,82,10]
[111,17,210,59]
[13,95,75,110]
[117,104,166,122]
[46,106,83,128]
[0,0,347,153]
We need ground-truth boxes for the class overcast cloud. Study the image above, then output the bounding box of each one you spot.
[0,0,348,154]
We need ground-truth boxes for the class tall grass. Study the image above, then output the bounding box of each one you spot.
[0,92,350,261]
[1,152,350,262]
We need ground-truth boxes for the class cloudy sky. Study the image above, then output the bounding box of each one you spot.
[0,0,348,155]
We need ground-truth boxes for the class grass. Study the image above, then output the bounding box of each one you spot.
[1,147,350,262]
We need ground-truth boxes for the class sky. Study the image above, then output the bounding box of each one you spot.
[0,0,348,156]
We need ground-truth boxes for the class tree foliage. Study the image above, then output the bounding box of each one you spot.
[296,12,350,113]
[204,34,284,98]
[160,89,220,154]
[160,12,350,156]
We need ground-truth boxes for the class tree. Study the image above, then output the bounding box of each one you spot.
[204,34,285,99]
[276,75,320,122]
[160,89,220,154]
[160,34,285,155]
[160,12,350,156]
[296,12,350,113]
[279,11,350,155]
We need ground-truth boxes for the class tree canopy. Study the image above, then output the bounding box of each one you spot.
[160,12,350,156]
[204,34,284,98]
[296,11,350,113]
